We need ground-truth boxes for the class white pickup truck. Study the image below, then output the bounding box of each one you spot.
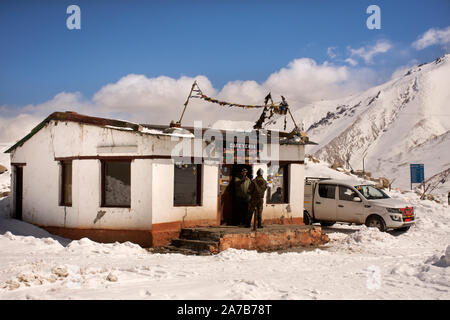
[303,178,415,232]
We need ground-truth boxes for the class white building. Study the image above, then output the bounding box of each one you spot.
[5,111,315,247]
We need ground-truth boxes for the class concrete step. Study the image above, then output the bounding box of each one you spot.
[180,228,223,242]
[151,225,329,255]
[171,238,219,253]
[147,245,212,256]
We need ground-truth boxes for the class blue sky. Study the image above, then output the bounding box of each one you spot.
[0,0,449,112]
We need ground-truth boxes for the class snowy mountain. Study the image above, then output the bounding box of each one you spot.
[0,143,11,196]
[282,54,450,192]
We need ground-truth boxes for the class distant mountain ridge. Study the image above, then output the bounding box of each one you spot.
[286,54,450,191]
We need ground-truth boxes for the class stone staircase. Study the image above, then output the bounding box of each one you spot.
[148,225,329,256]
[149,228,222,255]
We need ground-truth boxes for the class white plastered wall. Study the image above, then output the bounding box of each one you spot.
[151,160,219,225]
[9,120,219,230]
[9,122,65,226]
[9,119,305,230]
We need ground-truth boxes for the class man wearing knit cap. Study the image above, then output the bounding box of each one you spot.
[246,168,267,229]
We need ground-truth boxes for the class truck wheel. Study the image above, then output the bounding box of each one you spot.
[365,216,386,232]
[320,222,335,227]
[303,212,313,225]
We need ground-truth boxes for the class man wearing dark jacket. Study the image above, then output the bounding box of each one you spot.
[246,168,268,229]
[233,168,251,226]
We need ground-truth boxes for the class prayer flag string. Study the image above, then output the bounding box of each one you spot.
[190,83,289,115]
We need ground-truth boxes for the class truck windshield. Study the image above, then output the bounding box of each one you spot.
[355,185,390,200]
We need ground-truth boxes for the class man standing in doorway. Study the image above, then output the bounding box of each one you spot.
[246,168,268,229]
[233,168,251,226]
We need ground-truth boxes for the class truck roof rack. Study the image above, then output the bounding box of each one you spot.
[305,177,332,182]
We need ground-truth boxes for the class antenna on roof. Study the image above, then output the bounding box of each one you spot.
[171,80,198,128]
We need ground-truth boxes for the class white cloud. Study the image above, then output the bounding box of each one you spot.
[92,74,219,125]
[0,92,93,144]
[22,92,91,116]
[327,47,337,59]
[345,58,358,66]
[0,57,378,143]
[93,74,215,113]
[91,58,376,125]
[412,26,450,50]
[348,40,392,64]
[218,80,267,104]
[264,58,351,102]
[0,114,42,143]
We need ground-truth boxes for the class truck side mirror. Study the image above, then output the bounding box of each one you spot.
[353,197,362,202]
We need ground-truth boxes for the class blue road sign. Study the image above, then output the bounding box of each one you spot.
[410,164,424,184]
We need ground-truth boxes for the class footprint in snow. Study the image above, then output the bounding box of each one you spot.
[139,289,152,297]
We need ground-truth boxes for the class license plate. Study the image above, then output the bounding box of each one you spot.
[400,207,414,217]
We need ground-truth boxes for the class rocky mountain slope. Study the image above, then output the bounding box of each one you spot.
[282,54,450,192]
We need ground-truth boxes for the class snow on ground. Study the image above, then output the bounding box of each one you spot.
[0,150,448,300]
[303,157,365,182]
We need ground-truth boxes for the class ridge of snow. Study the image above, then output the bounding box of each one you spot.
[277,55,450,193]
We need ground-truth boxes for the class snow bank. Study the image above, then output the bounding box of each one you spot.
[0,231,63,248]
[388,189,450,235]
[215,248,266,261]
[342,226,394,246]
[0,261,117,292]
[65,237,147,256]
[0,197,70,246]
[388,245,450,291]
[431,246,450,268]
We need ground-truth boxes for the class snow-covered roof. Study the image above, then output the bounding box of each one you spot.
[5,111,317,153]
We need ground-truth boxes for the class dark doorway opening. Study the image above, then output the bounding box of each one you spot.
[14,166,23,220]
[219,164,253,226]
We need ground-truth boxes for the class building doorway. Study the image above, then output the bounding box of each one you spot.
[13,166,23,220]
[218,164,253,225]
